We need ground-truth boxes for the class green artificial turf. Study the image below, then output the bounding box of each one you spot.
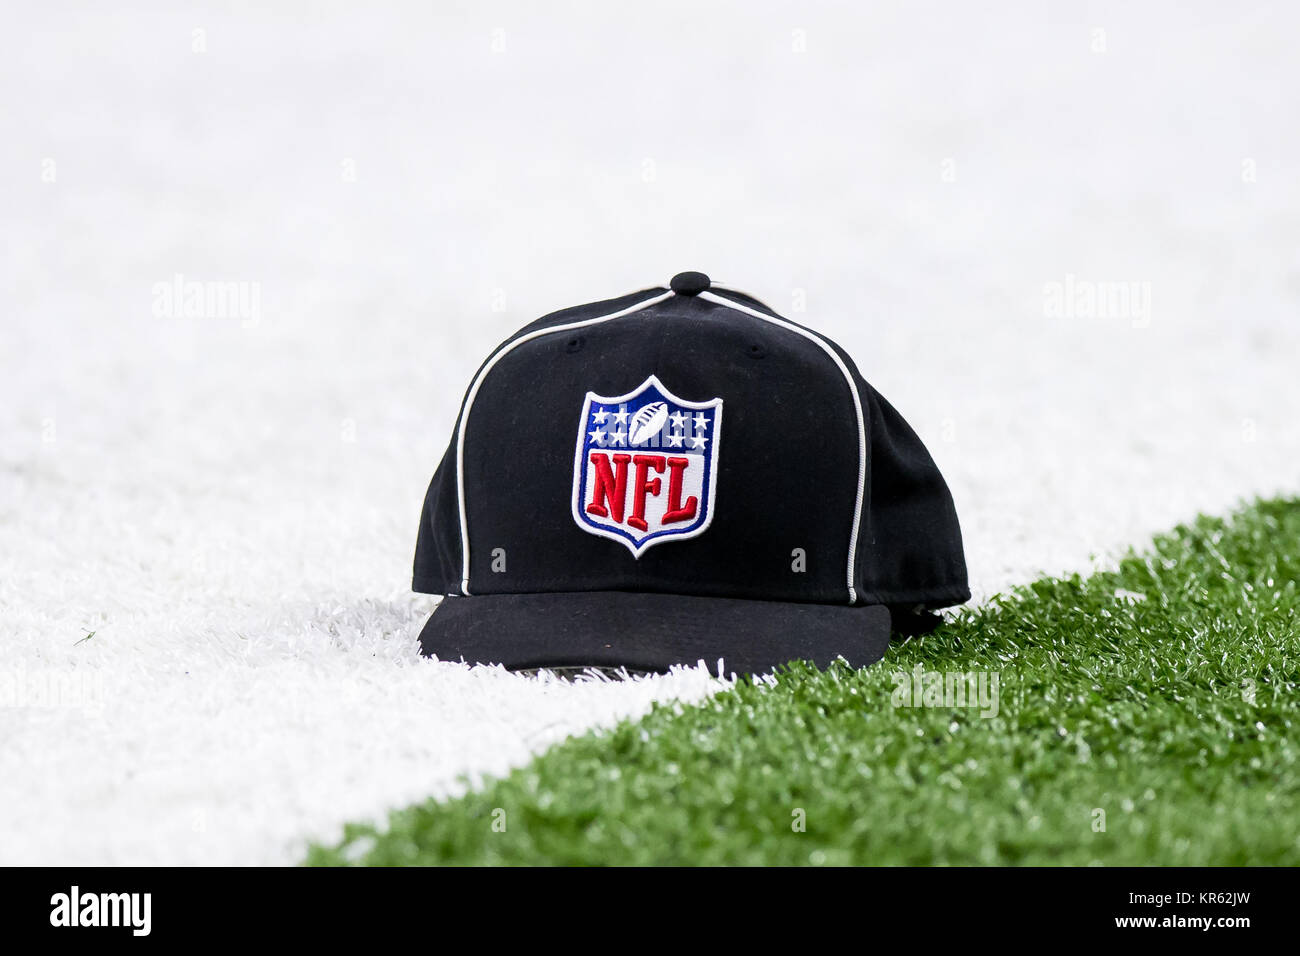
[308,498,1300,865]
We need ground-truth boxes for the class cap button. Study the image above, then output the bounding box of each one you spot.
[669,271,711,296]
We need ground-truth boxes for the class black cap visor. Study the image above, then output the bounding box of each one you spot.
[419,591,891,675]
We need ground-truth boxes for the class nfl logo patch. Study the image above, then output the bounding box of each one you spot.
[570,375,723,556]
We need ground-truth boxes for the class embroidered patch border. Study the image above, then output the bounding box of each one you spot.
[570,375,723,557]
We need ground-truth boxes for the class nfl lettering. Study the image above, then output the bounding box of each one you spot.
[571,375,723,556]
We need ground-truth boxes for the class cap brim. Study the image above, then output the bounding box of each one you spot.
[418,591,892,675]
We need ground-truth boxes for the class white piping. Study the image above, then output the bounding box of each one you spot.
[698,290,866,605]
[455,290,675,594]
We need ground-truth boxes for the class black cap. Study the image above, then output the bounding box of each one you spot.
[413,277,968,674]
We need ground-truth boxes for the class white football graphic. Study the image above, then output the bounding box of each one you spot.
[628,402,669,444]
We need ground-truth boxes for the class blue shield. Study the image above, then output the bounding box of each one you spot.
[570,375,723,556]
